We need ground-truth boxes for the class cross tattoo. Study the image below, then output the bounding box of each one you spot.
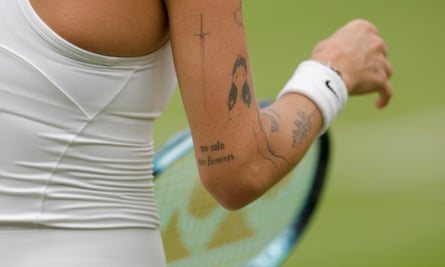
[194,14,211,109]
[194,14,210,43]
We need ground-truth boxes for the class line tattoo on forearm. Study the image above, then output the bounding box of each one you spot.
[194,13,211,108]
[255,107,291,166]
[194,13,211,60]
[253,123,277,168]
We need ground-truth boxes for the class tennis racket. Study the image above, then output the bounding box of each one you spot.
[154,122,330,267]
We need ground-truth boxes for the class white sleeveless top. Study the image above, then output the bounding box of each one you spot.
[0,0,177,230]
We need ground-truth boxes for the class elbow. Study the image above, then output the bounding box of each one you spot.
[199,162,267,211]
[203,182,256,211]
[216,194,251,211]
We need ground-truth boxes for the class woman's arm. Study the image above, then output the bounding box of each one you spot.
[164,0,392,210]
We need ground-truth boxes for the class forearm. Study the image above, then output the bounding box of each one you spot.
[258,94,323,172]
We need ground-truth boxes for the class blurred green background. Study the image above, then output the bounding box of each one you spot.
[155,0,445,266]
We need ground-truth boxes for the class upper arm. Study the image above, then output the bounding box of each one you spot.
[164,0,255,140]
[164,0,268,204]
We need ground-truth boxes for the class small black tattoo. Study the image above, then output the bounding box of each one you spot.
[242,81,252,107]
[198,141,234,167]
[206,154,235,166]
[228,56,251,110]
[228,84,238,111]
[194,13,211,43]
[194,14,211,108]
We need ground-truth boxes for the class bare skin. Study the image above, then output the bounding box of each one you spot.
[30,0,169,56]
[30,0,393,210]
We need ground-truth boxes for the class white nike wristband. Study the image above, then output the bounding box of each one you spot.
[277,60,348,135]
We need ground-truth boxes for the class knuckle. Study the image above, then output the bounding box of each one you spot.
[349,19,377,31]
[372,34,383,44]
[375,40,386,53]
[376,71,388,87]
[350,18,367,26]
[371,35,388,53]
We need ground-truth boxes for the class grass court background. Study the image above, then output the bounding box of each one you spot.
[155,0,445,266]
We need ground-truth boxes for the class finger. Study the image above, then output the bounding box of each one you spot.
[381,40,389,57]
[352,19,378,34]
[376,82,393,109]
[372,34,389,57]
[380,55,393,78]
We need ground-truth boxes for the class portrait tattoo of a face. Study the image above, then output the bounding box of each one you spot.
[228,56,252,111]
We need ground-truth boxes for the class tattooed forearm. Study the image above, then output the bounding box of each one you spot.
[194,14,211,108]
[198,141,235,167]
[292,110,316,148]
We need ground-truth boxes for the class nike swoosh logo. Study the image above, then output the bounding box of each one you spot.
[325,80,339,99]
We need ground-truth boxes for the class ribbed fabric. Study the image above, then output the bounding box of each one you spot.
[0,228,167,267]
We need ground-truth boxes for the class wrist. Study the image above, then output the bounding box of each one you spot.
[277,60,348,134]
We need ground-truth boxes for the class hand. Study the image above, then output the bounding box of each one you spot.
[311,19,393,108]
